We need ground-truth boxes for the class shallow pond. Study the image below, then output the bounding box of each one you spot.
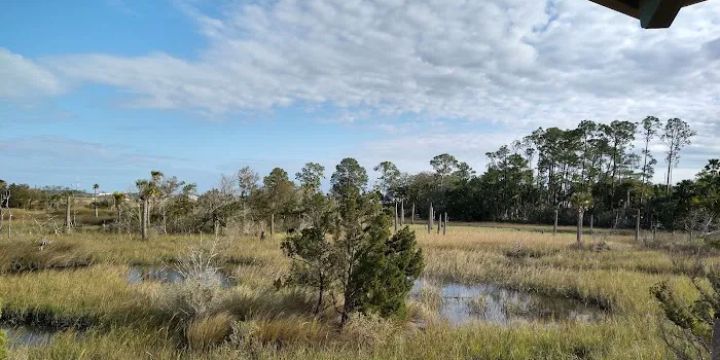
[127,266,234,288]
[411,279,606,326]
[2,326,56,348]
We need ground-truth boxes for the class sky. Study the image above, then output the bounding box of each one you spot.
[1,0,719,193]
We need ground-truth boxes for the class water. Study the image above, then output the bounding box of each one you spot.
[411,279,605,326]
[1,326,56,348]
[127,266,234,287]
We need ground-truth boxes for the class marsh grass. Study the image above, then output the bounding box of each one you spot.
[186,312,234,350]
[0,217,715,359]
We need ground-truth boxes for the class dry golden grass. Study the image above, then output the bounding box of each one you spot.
[186,312,234,350]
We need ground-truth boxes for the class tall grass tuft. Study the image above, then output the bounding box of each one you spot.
[186,311,234,350]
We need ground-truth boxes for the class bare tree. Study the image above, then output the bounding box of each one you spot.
[662,118,695,192]
[639,116,660,204]
[64,191,73,233]
[237,166,260,235]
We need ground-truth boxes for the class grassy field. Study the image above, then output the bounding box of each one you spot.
[0,211,713,359]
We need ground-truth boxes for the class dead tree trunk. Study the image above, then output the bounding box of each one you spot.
[430,203,434,230]
[270,213,275,237]
[589,213,594,235]
[141,198,149,240]
[394,201,398,233]
[411,203,415,225]
[214,218,221,239]
[635,209,641,242]
[162,209,168,235]
[577,208,584,246]
[400,200,405,226]
[443,212,447,235]
[427,204,431,234]
[65,194,72,233]
[553,208,559,236]
[652,222,657,242]
[437,214,441,234]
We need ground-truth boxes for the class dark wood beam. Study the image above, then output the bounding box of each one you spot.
[588,0,639,18]
[587,0,706,28]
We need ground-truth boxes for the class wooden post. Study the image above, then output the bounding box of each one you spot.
[589,213,594,235]
[437,214,441,234]
[400,200,405,226]
[443,212,447,235]
[65,194,72,233]
[635,209,641,242]
[411,203,415,225]
[553,208,558,236]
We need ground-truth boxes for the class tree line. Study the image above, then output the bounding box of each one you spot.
[1,116,717,238]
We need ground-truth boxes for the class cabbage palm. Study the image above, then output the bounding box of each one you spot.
[136,171,164,240]
[571,191,593,246]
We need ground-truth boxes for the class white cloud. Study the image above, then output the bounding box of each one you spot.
[44,0,720,124]
[5,1,720,182]
[0,48,63,99]
[358,130,525,175]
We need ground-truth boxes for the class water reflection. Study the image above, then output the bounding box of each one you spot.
[2,326,56,348]
[411,279,605,326]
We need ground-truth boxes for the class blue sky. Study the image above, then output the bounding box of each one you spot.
[2,0,719,192]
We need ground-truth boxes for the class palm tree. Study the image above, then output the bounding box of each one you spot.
[571,191,593,247]
[92,183,100,218]
[136,171,163,240]
[112,192,126,226]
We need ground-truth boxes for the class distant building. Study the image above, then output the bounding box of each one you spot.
[588,0,706,28]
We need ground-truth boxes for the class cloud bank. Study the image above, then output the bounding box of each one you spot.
[2,0,718,184]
